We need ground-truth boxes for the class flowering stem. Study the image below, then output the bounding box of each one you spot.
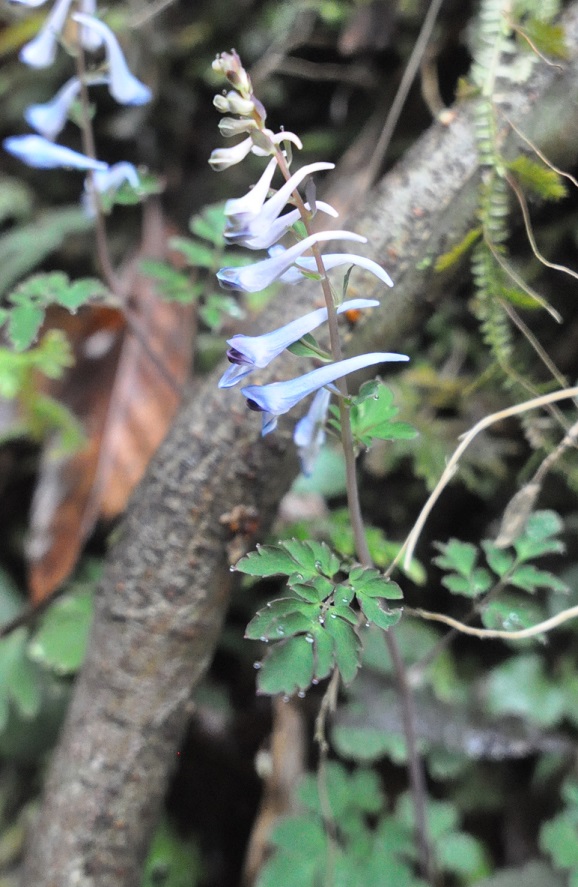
[274,146,434,882]
[74,41,120,293]
[74,43,182,397]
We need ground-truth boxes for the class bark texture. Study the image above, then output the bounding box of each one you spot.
[21,8,578,884]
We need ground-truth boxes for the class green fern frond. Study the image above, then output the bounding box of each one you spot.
[471,242,513,368]
[479,173,510,244]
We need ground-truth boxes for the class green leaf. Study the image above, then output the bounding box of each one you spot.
[331,722,395,763]
[507,155,566,200]
[55,277,108,310]
[442,567,492,597]
[435,539,493,596]
[27,589,93,675]
[518,19,569,60]
[169,236,216,270]
[140,259,198,303]
[540,811,578,871]
[245,599,319,641]
[257,815,326,887]
[348,382,417,448]
[0,628,42,722]
[433,539,478,576]
[4,272,108,351]
[282,539,341,579]
[188,203,226,246]
[235,544,301,578]
[348,565,403,600]
[0,206,94,299]
[358,595,401,630]
[289,575,334,603]
[435,227,482,272]
[436,831,490,879]
[485,654,566,727]
[507,564,568,593]
[482,541,515,577]
[286,333,329,360]
[142,816,202,887]
[324,615,360,684]
[310,625,334,681]
[514,510,565,560]
[481,593,545,634]
[298,761,383,818]
[256,635,315,695]
[8,302,44,351]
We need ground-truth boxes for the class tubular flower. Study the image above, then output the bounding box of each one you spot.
[3,134,108,171]
[218,298,379,389]
[224,161,338,249]
[293,387,332,476]
[82,161,140,215]
[24,76,82,140]
[217,230,367,293]
[208,137,254,172]
[277,251,394,289]
[209,130,302,172]
[72,13,152,106]
[241,351,409,436]
[19,0,74,67]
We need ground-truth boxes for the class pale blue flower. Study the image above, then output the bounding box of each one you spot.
[19,0,74,68]
[72,13,152,106]
[82,161,140,215]
[3,134,108,171]
[280,252,394,288]
[9,0,49,6]
[224,161,337,249]
[209,137,254,172]
[217,230,367,293]
[218,298,379,388]
[209,130,302,172]
[224,157,278,218]
[241,351,409,435]
[24,76,82,140]
[293,387,331,476]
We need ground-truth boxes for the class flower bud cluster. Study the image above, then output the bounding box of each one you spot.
[210,51,408,472]
[3,0,150,213]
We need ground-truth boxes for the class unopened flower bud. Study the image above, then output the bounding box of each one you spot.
[212,50,252,96]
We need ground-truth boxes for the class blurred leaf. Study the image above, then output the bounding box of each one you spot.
[435,227,482,272]
[142,816,203,887]
[168,237,216,269]
[507,155,566,199]
[0,629,42,728]
[481,593,545,634]
[518,19,568,59]
[188,203,226,246]
[28,589,93,675]
[485,654,566,727]
[0,206,94,299]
